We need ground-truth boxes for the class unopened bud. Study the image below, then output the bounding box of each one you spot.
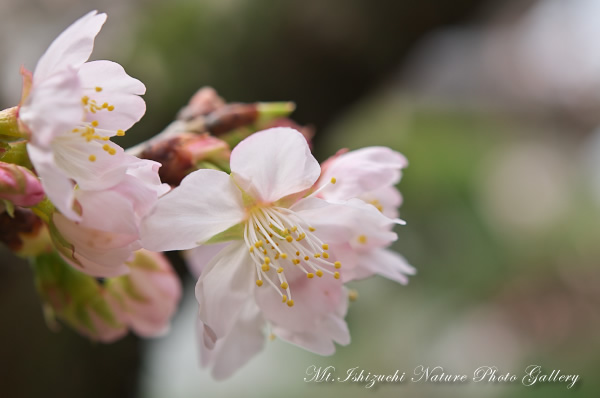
[141,133,230,186]
[105,249,182,337]
[177,87,226,121]
[0,162,44,207]
[32,251,127,343]
[0,207,52,257]
[0,107,28,141]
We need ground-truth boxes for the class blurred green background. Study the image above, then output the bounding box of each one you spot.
[2,0,600,397]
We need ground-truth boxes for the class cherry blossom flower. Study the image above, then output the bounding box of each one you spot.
[17,11,146,220]
[315,147,415,285]
[142,128,394,378]
[52,156,169,278]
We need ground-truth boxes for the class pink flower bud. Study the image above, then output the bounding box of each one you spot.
[0,162,44,207]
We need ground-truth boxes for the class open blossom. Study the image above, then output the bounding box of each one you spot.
[142,128,402,378]
[17,11,146,220]
[315,147,415,284]
[52,156,169,278]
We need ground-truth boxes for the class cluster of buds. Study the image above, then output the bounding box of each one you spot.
[1,10,414,380]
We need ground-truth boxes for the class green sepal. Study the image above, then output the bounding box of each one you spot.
[0,141,33,169]
[32,251,122,335]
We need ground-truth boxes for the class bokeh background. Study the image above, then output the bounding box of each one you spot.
[2,0,600,397]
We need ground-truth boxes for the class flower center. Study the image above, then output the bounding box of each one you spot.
[243,205,341,308]
[70,87,125,162]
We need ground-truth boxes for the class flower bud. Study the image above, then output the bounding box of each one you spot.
[0,162,44,207]
[0,106,29,141]
[177,87,225,121]
[105,249,181,337]
[32,251,127,343]
[141,133,230,185]
[0,207,52,257]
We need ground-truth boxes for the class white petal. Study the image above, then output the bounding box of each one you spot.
[195,242,254,339]
[54,213,135,277]
[184,243,230,279]
[197,301,265,380]
[140,169,245,251]
[19,67,83,148]
[79,60,146,132]
[27,144,79,220]
[34,11,106,80]
[320,146,407,201]
[355,248,416,285]
[230,127,320,203]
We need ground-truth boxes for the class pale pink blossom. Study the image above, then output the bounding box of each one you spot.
[141,128,400,378]
[0,161,44,207]
[315,147,415,285]
[17,11,146,220]
[53,157,169,278]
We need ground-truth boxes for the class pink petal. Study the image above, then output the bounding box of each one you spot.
[140,169,245,251]
[184,243,229,279]
[230,128,321,203]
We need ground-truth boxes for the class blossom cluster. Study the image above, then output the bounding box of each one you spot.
[0,11,414,378]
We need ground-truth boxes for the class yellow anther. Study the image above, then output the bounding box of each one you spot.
[274,253,280,260]
[72,128,79,133]
[256,280,263,287]
[277,267,284,273]
[309,227,316,232]
[291,226,297,232]
[107,105,115,111]
[282,295,287,303]
[95,86,102,92]
[358,235,368,244]
[334,261,342,269]
[261,264,270,272]
[287,299,294,307]
[254,240,263,248]
[81,96,89,105]
[264,257,270,264]
[296,233,305,241]
[349,289,359,301]
[330,177,337,184]
[102,144,111,151]
[91,120,99,127]
[334,272,340,279]
[263,249,267,255]
[108,148,116,155]
[286,236,293,242]
[316,270,323,277]
[249,246,254,253]
[88,155,96,162]
[292,259,300,265]
[280,282,289,289]
[102,102,108,108]
[101,136,110,141]
[304,256,309,261]
[269,233,273,237]
[283,228,289,234]
[323,252,329,259]
[322,244,329,250]
[269,223,274,228]
[116,129,125,136]
[307,273,314,279]
[314,253,321,258]
[295,251,300,256]
[281,253,288,259]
